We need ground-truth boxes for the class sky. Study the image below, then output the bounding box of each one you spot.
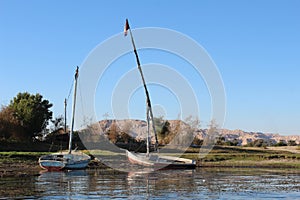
[0,0,300,135]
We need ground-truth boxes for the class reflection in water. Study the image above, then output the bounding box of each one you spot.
[37,170,90,198]
[127,170,196,199]
[1,168,300,199]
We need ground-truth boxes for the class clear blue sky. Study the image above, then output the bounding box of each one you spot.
[0,0,299,135]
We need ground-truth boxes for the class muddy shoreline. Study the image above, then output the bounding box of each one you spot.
[1,154,299,178]
[1,145,300,178]
[0,155,109,178]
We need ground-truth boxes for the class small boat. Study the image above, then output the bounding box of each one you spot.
[39,151,91,171]
[38,154,65,171]
[39,67,91,171]
[126,151,196,170]
[124,19,196,170]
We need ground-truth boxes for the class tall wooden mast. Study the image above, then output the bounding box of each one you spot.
[125,19,158,155]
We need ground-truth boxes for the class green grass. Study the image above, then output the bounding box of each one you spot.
[0,145,299,169]
[0,152,49,163]
[179,146,300,168]
[83,149,123,156]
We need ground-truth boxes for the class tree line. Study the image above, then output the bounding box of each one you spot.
[0,92,53,141]
[1,92,298,149]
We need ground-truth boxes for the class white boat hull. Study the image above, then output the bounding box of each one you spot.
[126,150,196,170]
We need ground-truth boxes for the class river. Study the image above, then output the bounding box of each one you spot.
[1,168,300,199]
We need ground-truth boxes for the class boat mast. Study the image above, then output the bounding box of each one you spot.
[64,98,67,134]
[68,66,79,154]
[125,19,159,155]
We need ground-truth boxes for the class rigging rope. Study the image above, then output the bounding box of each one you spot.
[78,79,86,126]
[66,80,74,104]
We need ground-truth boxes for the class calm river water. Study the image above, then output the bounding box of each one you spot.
[1,168,300,199]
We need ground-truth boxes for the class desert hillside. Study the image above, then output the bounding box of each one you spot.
[98,119,300,145]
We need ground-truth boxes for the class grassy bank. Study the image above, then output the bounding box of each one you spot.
[0,152,45,177]
[0,146,299,177]
[183,146,300,168]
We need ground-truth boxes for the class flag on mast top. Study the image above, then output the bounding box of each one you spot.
[124,19,130,36]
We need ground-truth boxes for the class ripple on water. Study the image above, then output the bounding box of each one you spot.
[1,168,300,199]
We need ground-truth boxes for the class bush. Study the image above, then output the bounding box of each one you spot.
[0,106,26,140]
[245,139,268,147]
[287,140,297,146]
[275,140,287,147]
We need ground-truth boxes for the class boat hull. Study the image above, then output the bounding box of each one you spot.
[38,152,91,171]
[64,159,91,169]
[126,150,196,170]
[39,160,65,171]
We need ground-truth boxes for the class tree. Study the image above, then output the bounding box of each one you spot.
[154,117,170,145]
[0,106,25,140]
[119,132,133,144]
[9,92,53,139]
[275,139,287,147]
[50,115,65,132]
[161,120,170,135]
[231,138,239,146]
[42,115,66,141]
[192,137,203,146]
[120,121,134,144]
[154,116,164,135]
[107,121,118,143]
[287,140,297,146]
[246,139,268,147]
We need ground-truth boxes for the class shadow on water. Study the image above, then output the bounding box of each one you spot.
[1,168,300,199]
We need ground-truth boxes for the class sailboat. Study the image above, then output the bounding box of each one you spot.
[124,19,196,170]
[39,67,91,171]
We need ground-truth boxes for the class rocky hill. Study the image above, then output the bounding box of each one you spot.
[98,119,300,145]
[217,129,300,145]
